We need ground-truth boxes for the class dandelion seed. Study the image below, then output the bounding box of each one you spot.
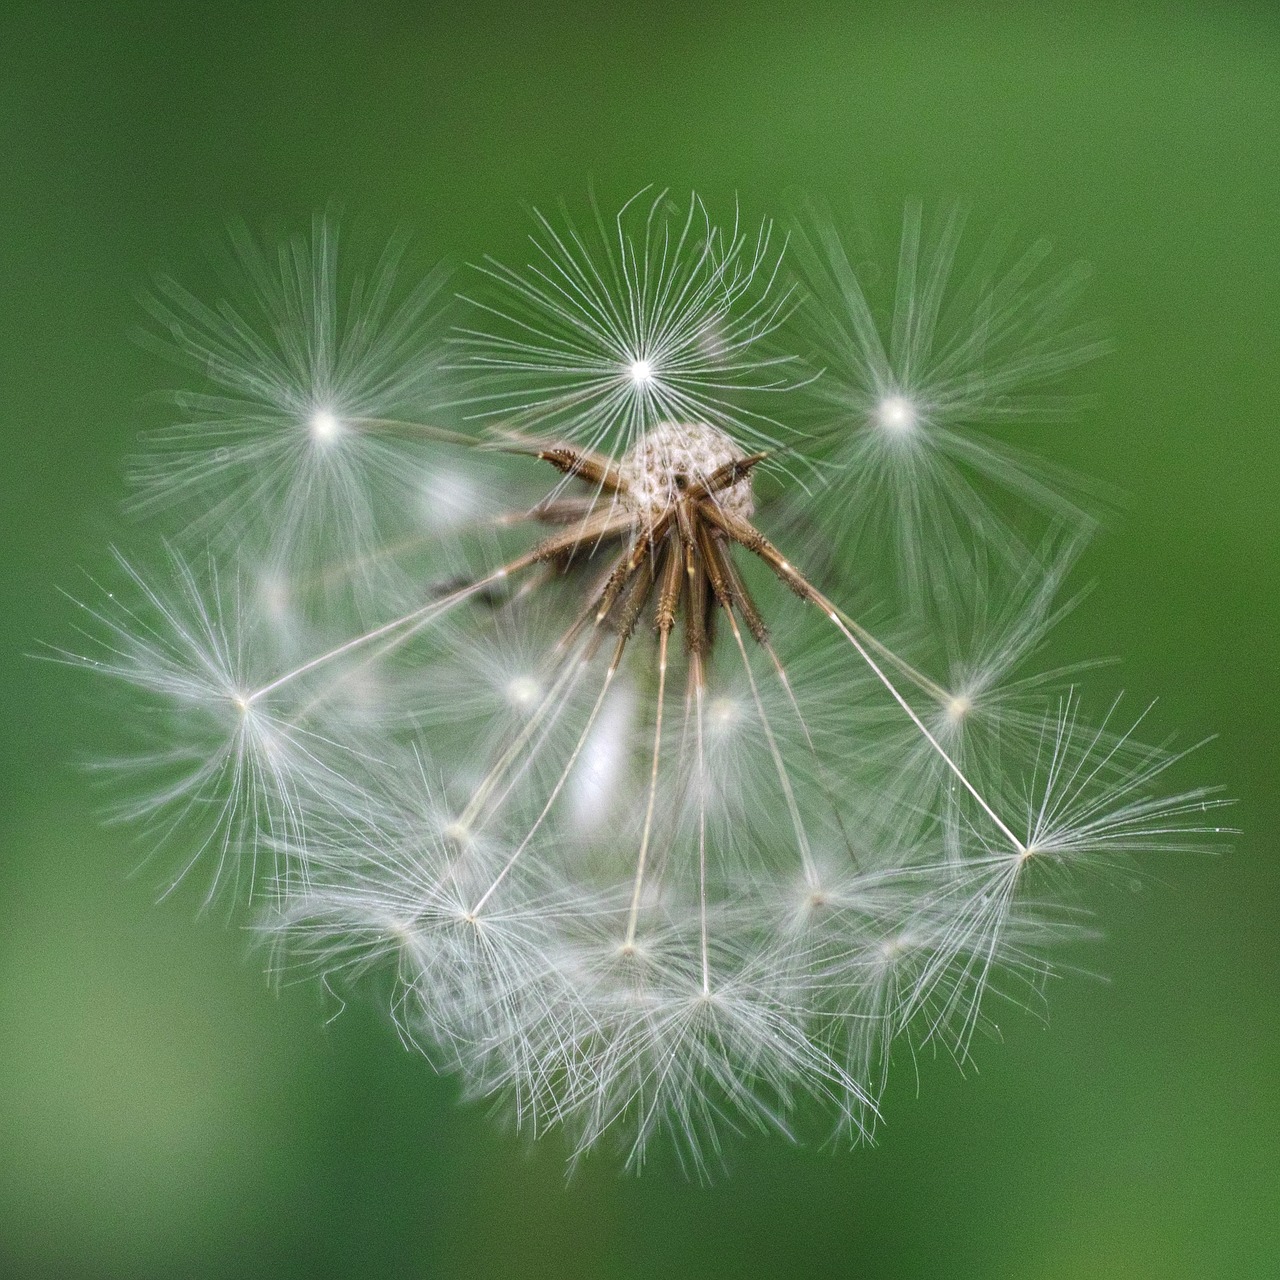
[456,187,806,459]
[59,548,366,905]
[791,201,1111,608]
[131,215,451,612]
[66,193,1230,1174]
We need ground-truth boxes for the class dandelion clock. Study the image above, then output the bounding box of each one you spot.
[66,190,1230,1176]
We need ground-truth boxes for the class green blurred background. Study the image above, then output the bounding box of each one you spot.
[2,2,1277,1276]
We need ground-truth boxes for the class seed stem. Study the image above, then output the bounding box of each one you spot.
[691,650,711,996]
[470,659,620,917]
[624,624,672,948]
[246,553,538,704]
[723,604,819,884]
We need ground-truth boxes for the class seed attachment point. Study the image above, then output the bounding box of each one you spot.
[309,409,341,445]
[875,395,918,435]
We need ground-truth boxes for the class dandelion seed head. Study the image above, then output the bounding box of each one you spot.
[619,421,754,523]
[68,193,1228,1174]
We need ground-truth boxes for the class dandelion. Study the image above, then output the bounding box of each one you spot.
[67,191,1229,1174]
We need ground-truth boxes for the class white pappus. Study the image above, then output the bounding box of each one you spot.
[66,189,1231,1176]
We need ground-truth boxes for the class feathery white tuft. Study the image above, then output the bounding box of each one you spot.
[65,194,1230,1175]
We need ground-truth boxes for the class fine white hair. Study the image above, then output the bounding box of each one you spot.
[64,193,1230,1174]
